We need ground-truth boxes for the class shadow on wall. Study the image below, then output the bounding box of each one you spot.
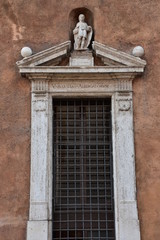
[69,7,94,50]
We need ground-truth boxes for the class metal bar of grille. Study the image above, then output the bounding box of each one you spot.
[52,99,115,240]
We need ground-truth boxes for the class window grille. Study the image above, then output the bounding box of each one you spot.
[52,99,115,240]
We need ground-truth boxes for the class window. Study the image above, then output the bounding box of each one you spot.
[17,40,145,240]
[52,99,115,240]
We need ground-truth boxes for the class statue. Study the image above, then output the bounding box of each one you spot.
[73,14,93,50]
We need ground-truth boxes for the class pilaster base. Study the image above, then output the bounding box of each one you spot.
[119,201,141,240]
[27,221,49,240]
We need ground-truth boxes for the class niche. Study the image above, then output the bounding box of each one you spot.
[69,7,94,50]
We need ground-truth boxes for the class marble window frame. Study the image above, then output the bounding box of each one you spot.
[26,75,141,240]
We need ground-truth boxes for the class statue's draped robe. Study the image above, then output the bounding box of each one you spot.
[73,22,93,50]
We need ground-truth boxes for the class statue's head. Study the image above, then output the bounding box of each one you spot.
[79,14,85,22]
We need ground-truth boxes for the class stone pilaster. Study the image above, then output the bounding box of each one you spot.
[112,91,140,240]
[27,78,50,240]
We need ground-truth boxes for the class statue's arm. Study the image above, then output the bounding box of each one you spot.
[73,23,79,35]
[87,25,92,31]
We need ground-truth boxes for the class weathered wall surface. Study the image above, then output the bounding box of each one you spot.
[0,0,160,239]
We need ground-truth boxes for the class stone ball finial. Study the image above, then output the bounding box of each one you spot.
[132,46,144,58]
[21,47,32,58]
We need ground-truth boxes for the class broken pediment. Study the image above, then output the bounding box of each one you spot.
[16,40,146,79]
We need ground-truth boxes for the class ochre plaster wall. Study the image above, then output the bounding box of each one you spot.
[0,0,160,239]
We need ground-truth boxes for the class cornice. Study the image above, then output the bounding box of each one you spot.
[21,66,144,81]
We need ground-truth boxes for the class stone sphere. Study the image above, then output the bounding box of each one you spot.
[21,47,32,58]
[132,46,144,58]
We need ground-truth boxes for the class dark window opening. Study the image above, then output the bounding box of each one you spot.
[52,99,115,240]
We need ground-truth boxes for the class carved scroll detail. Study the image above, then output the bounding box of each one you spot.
[33,99,47,112]
[117,98,132,111]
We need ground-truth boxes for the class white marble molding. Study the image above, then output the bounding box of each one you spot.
[16,41,146,240]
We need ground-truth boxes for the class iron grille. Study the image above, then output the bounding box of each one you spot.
[52,99,115,240]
